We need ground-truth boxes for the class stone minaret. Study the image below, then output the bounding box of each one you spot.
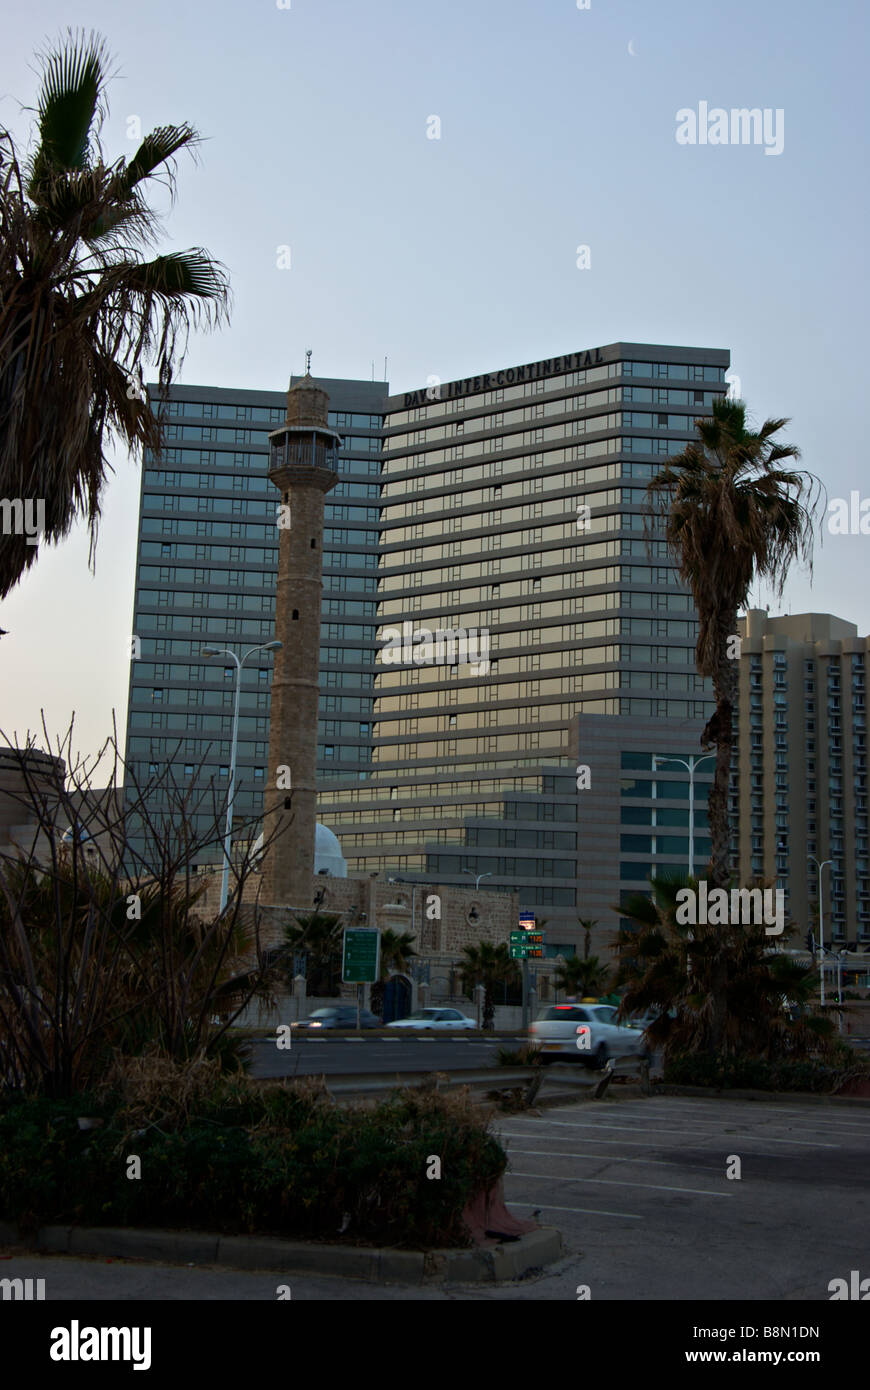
[261,370,340,910]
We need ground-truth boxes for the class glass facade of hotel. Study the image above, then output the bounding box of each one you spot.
[317,342,727,940]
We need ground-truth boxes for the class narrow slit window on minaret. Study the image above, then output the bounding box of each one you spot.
[292,609,299,620]
[311,538,316,548]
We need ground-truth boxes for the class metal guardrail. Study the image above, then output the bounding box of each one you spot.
[281,1059,651,1101]
[295,1068,536,1096]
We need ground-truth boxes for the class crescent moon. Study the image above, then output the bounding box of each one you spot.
[628,40,637,56]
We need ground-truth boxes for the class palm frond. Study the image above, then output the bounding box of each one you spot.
[115,124,201,197]
[28,30,111,190]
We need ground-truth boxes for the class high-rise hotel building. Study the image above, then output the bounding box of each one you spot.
[318,341,727,949]
[125,342,729,951]
[732,610,870,945]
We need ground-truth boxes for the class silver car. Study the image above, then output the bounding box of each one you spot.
[529,1003,651,1069]
[386,1008,476,1030]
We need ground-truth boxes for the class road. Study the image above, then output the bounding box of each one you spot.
[247,1035,528,1077]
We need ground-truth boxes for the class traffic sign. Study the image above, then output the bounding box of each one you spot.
[510,929,546,959]
[342,928,380,983]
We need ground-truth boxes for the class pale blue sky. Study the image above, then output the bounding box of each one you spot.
[1,0,868,773]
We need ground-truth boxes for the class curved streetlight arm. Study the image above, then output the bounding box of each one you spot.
[203,640,282,914]
[652,752,716,879]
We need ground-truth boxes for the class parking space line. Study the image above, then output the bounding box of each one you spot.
[501,1145,724,1173]
[508,1201,643,1220]
[648,1097,870,1121]
[499,1116,841,1148]
[647,1100,867,1134]
[506,1170,732,1197]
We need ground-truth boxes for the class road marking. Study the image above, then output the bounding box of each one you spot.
[500,1117,841,1148]
[501,1145,724,1174]
[649,1100,870,1131]
[509,1201,643,1220]
[506,1170,732,1197]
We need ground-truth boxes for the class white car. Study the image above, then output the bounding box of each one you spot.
[529,1003,651,1069]
[386,1008,476,1030]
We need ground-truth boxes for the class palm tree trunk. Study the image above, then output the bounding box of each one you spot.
[702,620,738,1051]
[483,984,495,1030]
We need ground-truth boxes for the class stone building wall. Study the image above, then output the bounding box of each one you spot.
[192,863,519,956]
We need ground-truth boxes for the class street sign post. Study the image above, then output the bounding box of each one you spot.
[342,927,380,1032]
[514,916,545,1029]
[342,928,380,983]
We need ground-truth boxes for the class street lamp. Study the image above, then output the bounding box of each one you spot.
[390,876,423,951]
[808,856,832,1006]
[202,640,282,915]
[651,753,716,878]
[463,869,493,891]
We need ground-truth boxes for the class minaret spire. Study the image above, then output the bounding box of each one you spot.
[260,373,341,921]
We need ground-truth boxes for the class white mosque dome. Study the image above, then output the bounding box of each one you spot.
[315,822,347,877]
[249,823,347,877]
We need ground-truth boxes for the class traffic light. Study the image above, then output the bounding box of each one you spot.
[805,930,815,954]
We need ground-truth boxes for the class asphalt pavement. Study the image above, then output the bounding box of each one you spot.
[247,1036,527,1077]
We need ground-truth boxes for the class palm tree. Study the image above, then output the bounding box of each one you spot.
[647,397,820,889]
[459,941,519,1031]
[378,929,416,978]
[647,397,821,1050]
[613,874,834,1061]
[282,912,344,996]
[554,954,611,999]
[0,29,230,598]
[578,918,598,959]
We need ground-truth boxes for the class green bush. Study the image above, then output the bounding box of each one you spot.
[496,1045,541,1066]
[663,1051,865,1093]
[0,1077,507,1248]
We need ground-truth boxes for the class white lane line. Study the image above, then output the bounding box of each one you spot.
[498,1117,840,1148]
[636,1099,870,1130]
[509,1201,643,1221]
[499,1137,822,1164]
[505,1170,732,1197]
[502,1146,724,1174]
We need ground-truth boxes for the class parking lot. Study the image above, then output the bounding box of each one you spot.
[494,1091,870,1300]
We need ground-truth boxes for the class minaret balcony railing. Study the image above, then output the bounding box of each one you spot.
[269,431,339,472]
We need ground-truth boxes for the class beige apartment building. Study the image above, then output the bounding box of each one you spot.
[732,610,870,948]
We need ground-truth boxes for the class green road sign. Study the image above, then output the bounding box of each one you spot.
[510,930,546,959]
[342,928,380,983]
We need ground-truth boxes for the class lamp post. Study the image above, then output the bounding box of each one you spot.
[652,753,716,878]
[463,869,493,891]
[203,640,282,915]
[808,856,832,1006]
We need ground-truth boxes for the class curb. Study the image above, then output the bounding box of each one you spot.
[653,1083,870,1108]
[0,1221,562,1285]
